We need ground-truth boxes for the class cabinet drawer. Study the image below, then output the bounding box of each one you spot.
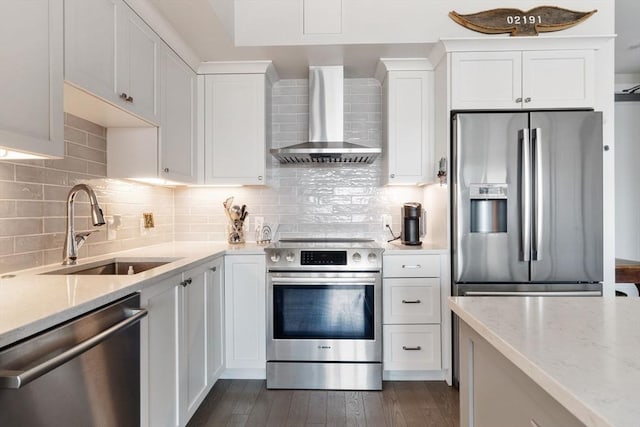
[383,324,441,371]
[383,278,440,324]
[383,254,440,278]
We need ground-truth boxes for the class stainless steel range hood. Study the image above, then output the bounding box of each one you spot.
[270,66,381,164]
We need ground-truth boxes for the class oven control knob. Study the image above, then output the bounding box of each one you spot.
[352,252,362,263]
[270,252,281,263]
[367,252,378,263]
[285,252,295,262]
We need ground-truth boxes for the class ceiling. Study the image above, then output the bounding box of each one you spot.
[149,0,640,78]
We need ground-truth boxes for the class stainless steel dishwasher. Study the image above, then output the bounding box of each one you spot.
[0,293,147,427]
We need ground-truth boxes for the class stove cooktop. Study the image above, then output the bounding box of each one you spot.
[265,238,383,270]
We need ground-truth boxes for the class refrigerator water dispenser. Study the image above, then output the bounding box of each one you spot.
[469,184,507,233]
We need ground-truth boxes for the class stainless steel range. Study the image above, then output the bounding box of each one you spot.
[265,238,383,390]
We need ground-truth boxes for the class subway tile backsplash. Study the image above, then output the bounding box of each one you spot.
[0,114,173,273]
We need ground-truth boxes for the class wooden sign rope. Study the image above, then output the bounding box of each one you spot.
[449,6,597,36]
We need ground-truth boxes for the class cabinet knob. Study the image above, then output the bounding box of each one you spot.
[120,92,128,100]
[180,278,192,287]
[210,267,217,272]
[524,97,531,103]
[163,168,170,173]
[257,176,263,181]
[390,173,395,179]
[515,97,523,103]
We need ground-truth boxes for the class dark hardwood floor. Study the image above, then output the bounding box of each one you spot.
[187,380,459,427]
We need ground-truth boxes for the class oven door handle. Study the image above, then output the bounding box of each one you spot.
[271,277,377,285]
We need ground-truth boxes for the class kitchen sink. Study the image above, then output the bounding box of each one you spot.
[41,258,180,276]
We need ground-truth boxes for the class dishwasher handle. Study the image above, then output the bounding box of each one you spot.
[0,308,147,389]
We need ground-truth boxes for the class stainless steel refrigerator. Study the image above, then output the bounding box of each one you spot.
[452,111,603,296]
[451,111,604,385]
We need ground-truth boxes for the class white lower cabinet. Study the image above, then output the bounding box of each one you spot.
[141,273,181,427]
[383,324,441,371]
[206,257,225,385]
[179,263,208,424]
[224,254,266,377]
[382,253,443,379]
[141,256,224,427]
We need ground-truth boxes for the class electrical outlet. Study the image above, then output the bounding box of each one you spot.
[382,214,393,231]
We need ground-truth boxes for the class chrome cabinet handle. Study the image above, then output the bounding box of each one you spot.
[402,299,421,304]
[390,173,395,179]
[163,168,169,173]
[515,97,523,103]
[401,264,421,269]
[0,309,147,389]
[257,176,263,181]
[402,346,421,351]
[180,278,192,287]
[524,97,531,103]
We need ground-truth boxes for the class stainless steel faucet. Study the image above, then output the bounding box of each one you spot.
[62,184,106,265]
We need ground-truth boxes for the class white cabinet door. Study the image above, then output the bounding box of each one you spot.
[224,255,266,375]
[204,74,267,185]
[384,70,434,185]
[64,0,118,104]
[117,4,160,123]
[451,51,522,110]
[523,50,594,109]
[140,274,181,427]
[383,324,442,371]
[65,0,160,124]
[0,0,63,158]
[207,257,225,385]
[179,264,209,424]
[383,278,441,324]
[159,46,197,183]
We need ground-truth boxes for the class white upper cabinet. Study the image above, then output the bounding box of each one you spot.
[65,0,118,103]
[0,0,63,158]
[203,72,272,185]
[451,50,594,110]
[159,46,198,184]
[106,45,198,185]
[379,61,434,185]
[65,0,160,124]
[117,5,161,123]
[522,50,595,109]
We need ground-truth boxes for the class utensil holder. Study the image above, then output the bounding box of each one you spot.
[227,220,246,244]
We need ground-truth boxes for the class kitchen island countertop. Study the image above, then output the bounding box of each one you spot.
[0,241,265,348]
[450,296,640,427]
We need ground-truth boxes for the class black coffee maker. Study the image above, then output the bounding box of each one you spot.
[401,202,424,246]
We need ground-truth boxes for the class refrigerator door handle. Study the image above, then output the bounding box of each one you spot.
[532,127,543,261]
[520,128,531,262]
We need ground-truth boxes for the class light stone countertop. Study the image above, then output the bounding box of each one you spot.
[0,241,266,348]
[449,296,640,427]
[381,241,448,254]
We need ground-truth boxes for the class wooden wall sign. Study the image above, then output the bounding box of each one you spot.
[449,6,597,36]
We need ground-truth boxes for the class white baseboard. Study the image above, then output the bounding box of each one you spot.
[220,368,266,380]
[383,370,446,381]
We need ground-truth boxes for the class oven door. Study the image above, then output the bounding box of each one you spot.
[267,272,381,363]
